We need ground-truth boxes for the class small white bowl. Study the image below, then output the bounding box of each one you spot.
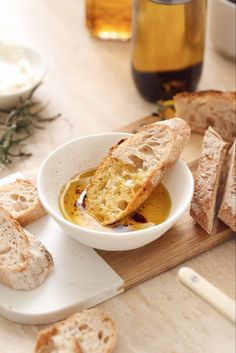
[0,42,47,108]
[210,0,236,60]
[37,133,194,251]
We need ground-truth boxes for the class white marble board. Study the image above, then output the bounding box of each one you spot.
[0,173,124,325]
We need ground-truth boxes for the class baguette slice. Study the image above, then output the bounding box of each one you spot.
[0,179,46,226]
[0,207,53,290]
[34,308,116,353]
[190,127,229,234]
[174,90,236,142]
[85,118,191,225]
[218,140,236,232]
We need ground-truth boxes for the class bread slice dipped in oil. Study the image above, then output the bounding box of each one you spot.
[85,118,191,225]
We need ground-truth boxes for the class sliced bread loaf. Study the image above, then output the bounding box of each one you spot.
[0,207,53,290]
[85,118,191,225]
[0,179,46,226]
[218,140,236,232]
[190,127,229,234]
[34,308,116,353]
[174,90,236,142]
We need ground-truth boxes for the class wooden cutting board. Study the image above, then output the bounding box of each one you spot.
[97,115,235,290]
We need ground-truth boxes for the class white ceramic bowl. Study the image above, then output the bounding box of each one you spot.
[37,133,194,251]
[0,42,47,108]
[210,0,236,60]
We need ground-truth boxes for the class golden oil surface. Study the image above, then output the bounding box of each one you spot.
[59,169,171,232]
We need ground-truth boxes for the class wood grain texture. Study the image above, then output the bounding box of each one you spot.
[98,215,233,290]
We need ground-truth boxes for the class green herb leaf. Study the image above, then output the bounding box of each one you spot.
[0,84,60,166]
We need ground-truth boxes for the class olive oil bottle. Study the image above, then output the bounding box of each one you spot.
[132,0,207,102]
[86,0,131,40]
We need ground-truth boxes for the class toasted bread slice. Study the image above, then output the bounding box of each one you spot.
[85,118,191,225]
[174,90,236,142]
[34,308,116,353]
[190,127,229,234]
[0,207,53,290]
[0,179,46,226]
[218,140,236,232]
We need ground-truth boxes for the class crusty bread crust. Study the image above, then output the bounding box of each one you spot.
[174,90,236,142]
[190,127,229,234]
[0,207,53,290]
[218,140,236,232]
[175,90,236,102]
[85,118,191,225]
[0,179,46,226]
[0,207,29,272]
[34,309,116,353]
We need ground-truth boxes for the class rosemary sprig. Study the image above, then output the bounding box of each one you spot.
[0,83,60,166]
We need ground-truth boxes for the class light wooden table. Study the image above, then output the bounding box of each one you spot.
[0,1,235,352]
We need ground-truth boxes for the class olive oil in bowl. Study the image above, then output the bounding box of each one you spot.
[59,169,171,232]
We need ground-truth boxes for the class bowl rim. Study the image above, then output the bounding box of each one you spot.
[0,42,47,98]
[37,132,194,240]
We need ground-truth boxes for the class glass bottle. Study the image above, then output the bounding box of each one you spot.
[86,0,132,40]
[131,0,207,102]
